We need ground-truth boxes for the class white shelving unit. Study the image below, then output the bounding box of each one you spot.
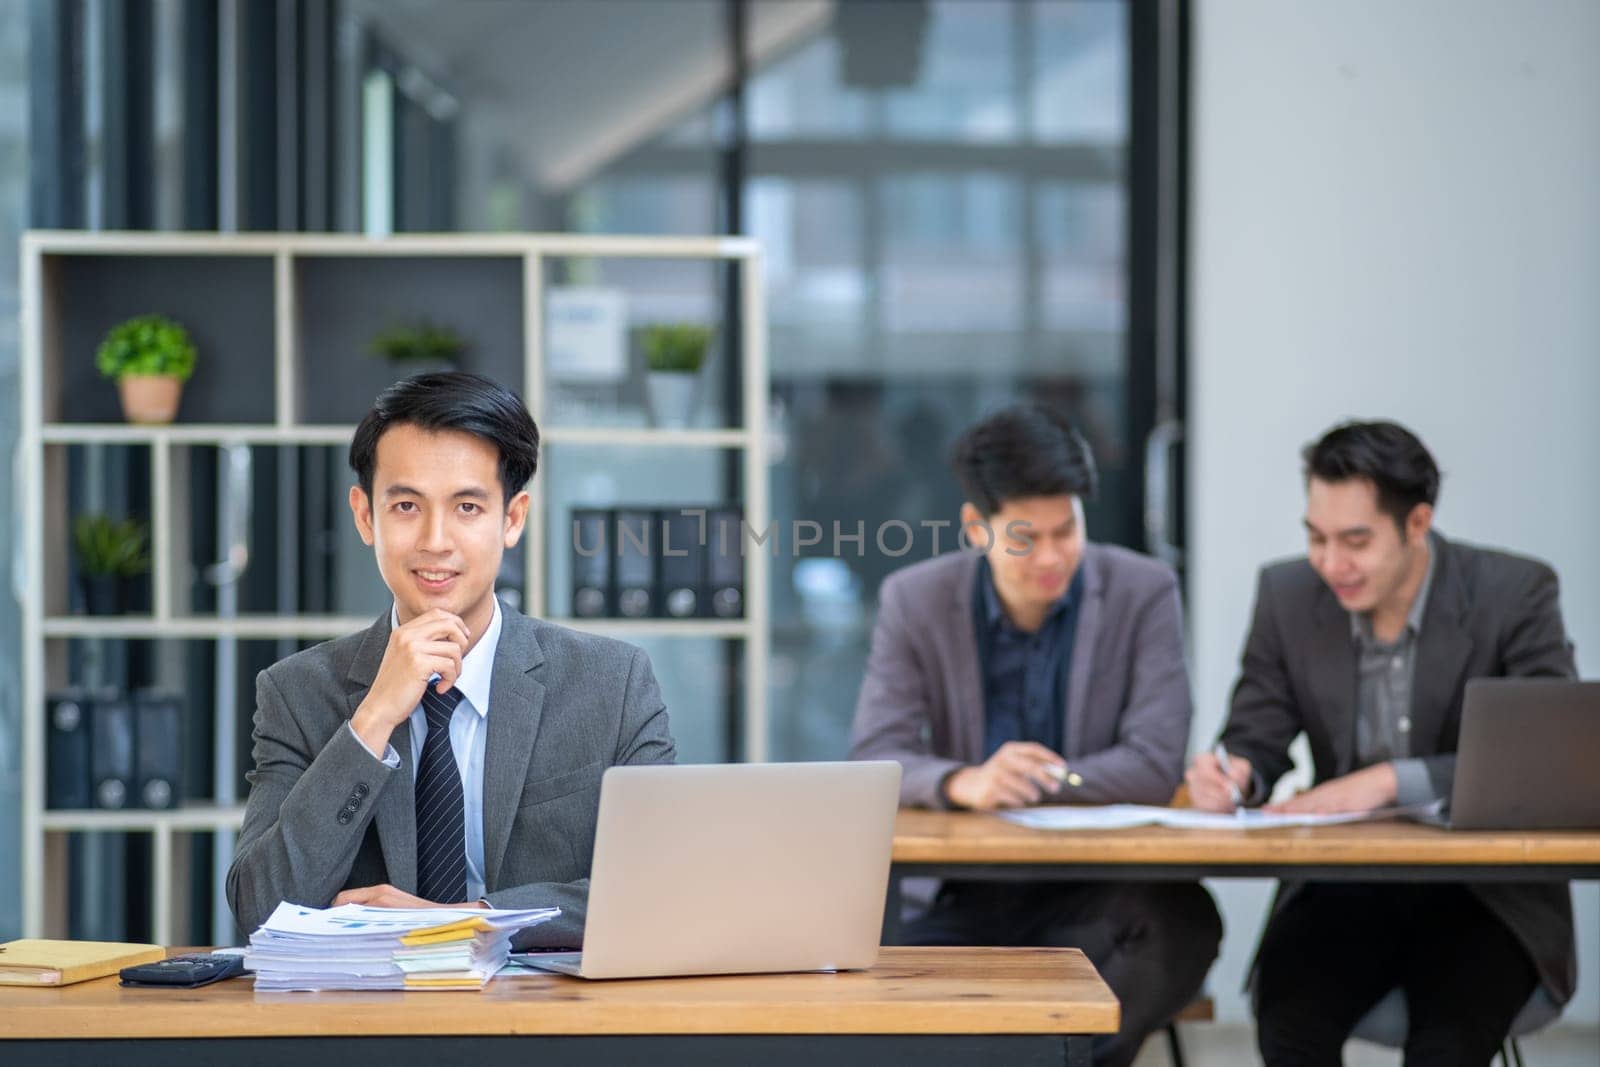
[18,230,769,940]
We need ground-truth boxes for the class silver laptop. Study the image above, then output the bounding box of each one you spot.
[1428,678,1600,830]
[522,760,902,979]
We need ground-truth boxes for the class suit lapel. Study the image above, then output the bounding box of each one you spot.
[1411,535,1473,756]
[948,554,986,762]
[345,611,419,893]
[1063,547,1104,759]
[1306,586,1360,776]
[482,603,546,889]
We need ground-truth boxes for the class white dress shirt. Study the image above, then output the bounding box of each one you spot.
[350,599,502,902]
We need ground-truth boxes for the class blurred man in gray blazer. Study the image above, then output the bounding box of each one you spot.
[1186,420,1576,1066]
[850,405,1221,1067]
[227,373,675,949]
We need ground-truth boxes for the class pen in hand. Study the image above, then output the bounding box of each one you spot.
[1045,762,1084,790]
[1213,743,1246,812]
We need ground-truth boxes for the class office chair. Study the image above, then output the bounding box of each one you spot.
[1162,994,1213,1066]
[1349,984,1561,1067]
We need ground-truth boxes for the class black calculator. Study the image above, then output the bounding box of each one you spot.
[120,952,248,988]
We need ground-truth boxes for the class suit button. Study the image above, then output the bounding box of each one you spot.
[345,799,360,812]
[337,810,352,825]
[355,783,370,798]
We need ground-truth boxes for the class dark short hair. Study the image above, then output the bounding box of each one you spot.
[349,371,540,508]
[950,404,1098,517]
[1302,420,1440,530]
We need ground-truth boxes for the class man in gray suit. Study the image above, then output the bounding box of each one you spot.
[850,405,1221,1067]
[227,372,675,948]
[1186,420,1576,1066]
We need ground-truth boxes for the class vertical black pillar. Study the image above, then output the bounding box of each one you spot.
[28,0,86,227]
[301,0,334,230]
[720,0,749,762]
[1170,0,1191,569]
[180,0,218,229]
[276,0,301,230]
[101,0,155,229]
[1124,0,1190,571]
[240,0,278,228]
[1124,0,1160,555]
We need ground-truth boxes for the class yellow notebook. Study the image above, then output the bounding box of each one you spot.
[0,939,166,986]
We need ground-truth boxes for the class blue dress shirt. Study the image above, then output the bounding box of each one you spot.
[973,558,1084,759]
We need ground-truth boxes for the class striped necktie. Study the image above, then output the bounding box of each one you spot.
[414,684,467,904]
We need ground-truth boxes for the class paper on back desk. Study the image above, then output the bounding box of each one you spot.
[1000,801,1442,832]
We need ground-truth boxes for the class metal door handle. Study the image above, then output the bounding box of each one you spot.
[1143,420,1183,567]
[205,444,252,586]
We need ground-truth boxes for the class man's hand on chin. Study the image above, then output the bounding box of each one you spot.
[332,884,487,909]
[1264,762,1399,815]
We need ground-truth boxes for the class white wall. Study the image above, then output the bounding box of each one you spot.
[1191,0,1600,1026]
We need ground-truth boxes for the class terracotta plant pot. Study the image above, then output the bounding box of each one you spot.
[118,375,184,424]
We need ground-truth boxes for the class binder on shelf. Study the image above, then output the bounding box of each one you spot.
[613,509,656,619]
[658,508,708,619]
[570,508,612,619]
[46,688,94,810]
[707,506,745,619]
[90,690,135,810]
[133,689,183,810]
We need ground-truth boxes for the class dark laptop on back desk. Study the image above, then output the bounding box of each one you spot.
[1419,678,1600,830]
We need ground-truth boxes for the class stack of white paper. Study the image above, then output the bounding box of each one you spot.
[244,902,560,991]
[1000,800,1444,832]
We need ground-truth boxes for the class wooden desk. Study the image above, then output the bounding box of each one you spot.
[0,947,1118,1067]
[888,811,1600,938]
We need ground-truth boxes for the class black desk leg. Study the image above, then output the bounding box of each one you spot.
[1065,1034,1093,1066]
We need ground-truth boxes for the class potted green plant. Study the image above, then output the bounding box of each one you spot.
[367,319,467,373]
[95,314,198,424]
[72,514,150,615]
[642,323,712,429]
